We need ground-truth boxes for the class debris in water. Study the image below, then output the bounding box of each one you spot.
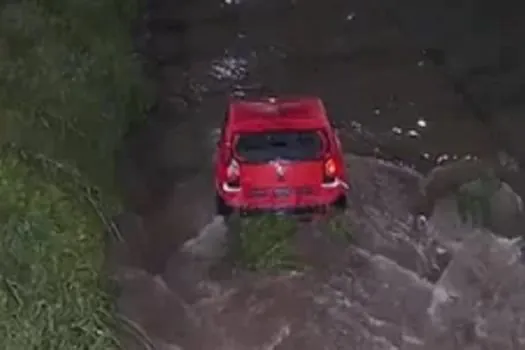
[350,121,362,131]
[231,90,246,97]
[210,55,248,81]
[436,247,447,255]
[391,126,402,135]
[407,129,419,138]
[346,12,356,21]
[436,154,449,164]
[416,118,427,128]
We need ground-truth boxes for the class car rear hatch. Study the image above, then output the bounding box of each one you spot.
[233,129,327,207]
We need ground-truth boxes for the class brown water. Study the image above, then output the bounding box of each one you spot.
[129,0,524,181]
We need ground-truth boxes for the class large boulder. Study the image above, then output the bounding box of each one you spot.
[430,179,524,242]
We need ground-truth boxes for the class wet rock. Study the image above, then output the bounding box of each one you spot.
[430,180,524,242]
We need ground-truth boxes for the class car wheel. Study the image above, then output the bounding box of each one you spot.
[332,194,348,211]
[216,193,233,218]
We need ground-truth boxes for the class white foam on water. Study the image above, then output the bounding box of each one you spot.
[181,216,229,259]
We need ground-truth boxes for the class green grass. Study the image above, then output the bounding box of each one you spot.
[229,213,353,273]
[230,214,301,272]
[0,154,117,349]
[0,0,148,348]
[0,0,149,194]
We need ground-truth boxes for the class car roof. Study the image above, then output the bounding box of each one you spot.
[227,96,331,132]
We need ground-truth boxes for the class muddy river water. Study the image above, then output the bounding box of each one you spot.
[110,0,525,348]
[127,0,525,188]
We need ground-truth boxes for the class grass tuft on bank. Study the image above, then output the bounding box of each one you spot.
[0,153,117,349]
[0,0,148,348]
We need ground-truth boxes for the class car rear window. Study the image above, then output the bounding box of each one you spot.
[234,130,325,163]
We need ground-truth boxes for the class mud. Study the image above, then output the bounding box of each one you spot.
[110,0,525,348]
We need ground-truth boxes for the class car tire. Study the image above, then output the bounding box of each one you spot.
[216,193,233,218]
[332,194,348,211]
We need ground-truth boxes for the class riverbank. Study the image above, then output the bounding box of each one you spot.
[0,1,147,347]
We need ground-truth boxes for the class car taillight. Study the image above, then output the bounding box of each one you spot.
[226,159,240,187]
[323,157,337,183]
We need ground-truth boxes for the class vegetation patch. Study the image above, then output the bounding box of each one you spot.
[229,212,353,272]
[0,153,117,349]
[0,0,149,193]
[229,214,301,272]
[0,0,148,348]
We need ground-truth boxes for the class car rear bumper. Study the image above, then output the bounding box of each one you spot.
[217,178,348,213]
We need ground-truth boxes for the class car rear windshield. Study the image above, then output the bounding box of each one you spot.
[234,130,325,163]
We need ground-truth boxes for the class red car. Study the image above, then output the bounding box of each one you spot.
[213,96,349,217]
